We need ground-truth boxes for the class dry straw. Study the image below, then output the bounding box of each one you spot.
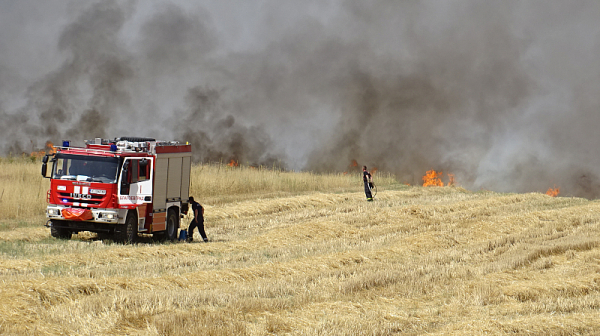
[2,159,600,335]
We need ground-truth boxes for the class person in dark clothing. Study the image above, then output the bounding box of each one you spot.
[363,166,373,201]
[187,196,208,242]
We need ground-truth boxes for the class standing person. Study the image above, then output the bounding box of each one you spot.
[363,166,373,201]
[187,196,208,242]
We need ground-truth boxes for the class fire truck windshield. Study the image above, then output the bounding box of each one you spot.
[52,154,119,183]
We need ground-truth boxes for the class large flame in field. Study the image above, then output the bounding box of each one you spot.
[422,170,444,187]
[30,141,56,158]
[227,159,239,167]
[546,186,560,197]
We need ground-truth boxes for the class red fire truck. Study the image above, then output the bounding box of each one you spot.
[41,137,192,243]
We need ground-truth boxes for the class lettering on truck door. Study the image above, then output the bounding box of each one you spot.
[118,158,154,229]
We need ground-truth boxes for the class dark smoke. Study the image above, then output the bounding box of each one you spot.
[178,86,280,166]
[0,1,134,148]
[2,1,600,197]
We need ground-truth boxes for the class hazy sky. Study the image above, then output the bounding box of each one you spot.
[2,1,600,197]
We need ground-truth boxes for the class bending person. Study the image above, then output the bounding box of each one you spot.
[187,196,208,242]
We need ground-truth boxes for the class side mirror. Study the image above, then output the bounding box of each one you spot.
[41,159,52,178]
[42,155,49,164]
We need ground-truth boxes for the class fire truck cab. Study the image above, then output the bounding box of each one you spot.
[41,137,191,243]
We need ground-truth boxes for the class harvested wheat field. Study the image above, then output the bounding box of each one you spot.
[2,159,600,335]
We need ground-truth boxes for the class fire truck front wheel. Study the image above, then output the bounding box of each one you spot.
[50,222,72,240]
[115,212,138,244]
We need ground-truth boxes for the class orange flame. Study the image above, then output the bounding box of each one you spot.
[227,159,239,167]
[46,141,57,154]
[30,141,56,158]
[371,167,378,175]
[422,170,444,187]
[447,173,455,186]
[546,186,560,197]
[350,159,358,167]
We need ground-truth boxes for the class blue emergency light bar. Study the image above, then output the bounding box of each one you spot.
[62,140,70,147]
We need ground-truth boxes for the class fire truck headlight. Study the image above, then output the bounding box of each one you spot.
[48,209,59,216]
[105,213,115,220]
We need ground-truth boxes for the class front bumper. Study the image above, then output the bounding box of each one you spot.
[46,205,122,224]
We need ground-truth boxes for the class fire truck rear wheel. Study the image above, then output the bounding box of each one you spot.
[165,209,178,241]
[50,224,72,240]
[115,212,137,244]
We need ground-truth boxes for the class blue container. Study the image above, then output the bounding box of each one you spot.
[178,229,188,241]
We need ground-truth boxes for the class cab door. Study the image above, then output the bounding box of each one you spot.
[118,158,153,230]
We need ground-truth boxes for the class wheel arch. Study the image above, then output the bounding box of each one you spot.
[128,208,139,222]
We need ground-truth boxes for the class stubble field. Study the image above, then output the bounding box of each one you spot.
[1,158,600,335]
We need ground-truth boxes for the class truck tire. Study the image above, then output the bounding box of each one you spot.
[50,223,72,240]
[115,212,137,244]
[165,209,179,241]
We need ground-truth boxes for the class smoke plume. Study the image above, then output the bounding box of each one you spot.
[1,0,600,197]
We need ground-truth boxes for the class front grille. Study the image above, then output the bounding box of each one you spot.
[57,193,105,206]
